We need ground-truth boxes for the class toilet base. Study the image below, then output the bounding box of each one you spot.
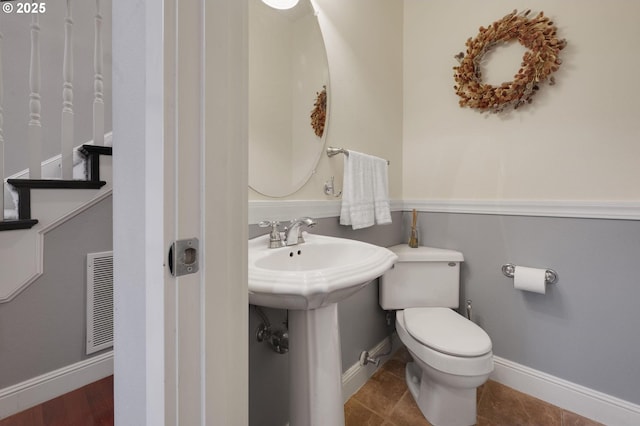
[405,362,477,426]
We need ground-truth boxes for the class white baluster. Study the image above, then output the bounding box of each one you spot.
[61,0,74,179]
[0,31,4,217]
[28,14,42,179]
[93,0,104,147]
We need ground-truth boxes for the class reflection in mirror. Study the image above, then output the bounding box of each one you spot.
[249,0,330,197]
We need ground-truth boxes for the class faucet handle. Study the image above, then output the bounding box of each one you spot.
[258,220,279,228]
[258,221,284,248]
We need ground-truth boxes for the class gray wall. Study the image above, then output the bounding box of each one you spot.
[248,212,402,426]
[249,210,640,425]
[406,211,640,406]
[4,203,635,418]
[0,196,113,388]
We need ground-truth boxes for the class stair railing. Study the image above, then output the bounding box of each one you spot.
[28,13,42,180]
[93,0,104,147]
[61,0,75,179]
[1,0,109,226]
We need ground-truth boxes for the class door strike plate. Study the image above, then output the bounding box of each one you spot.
[168,238,199,277]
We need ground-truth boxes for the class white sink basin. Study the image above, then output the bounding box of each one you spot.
[249,232,397,425]
[248,232,397,310]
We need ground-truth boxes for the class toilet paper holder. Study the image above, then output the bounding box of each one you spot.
[501,263,558,285]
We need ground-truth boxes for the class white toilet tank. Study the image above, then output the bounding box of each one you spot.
[380,245,464,310]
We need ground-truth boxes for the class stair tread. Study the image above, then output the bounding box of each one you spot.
[7,179,107,189]
[0,219,39,231]
[79,145,113,156]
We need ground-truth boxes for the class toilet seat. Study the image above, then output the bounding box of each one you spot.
[396,309,493,376]
[403,307,492,357]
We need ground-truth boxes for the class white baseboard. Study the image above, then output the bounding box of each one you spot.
[492,356,640,426]
[0,351,113,419]
[7,347,638,425]
[341,333,402,403]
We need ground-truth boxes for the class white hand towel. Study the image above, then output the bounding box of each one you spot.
[340,150,392,229]
[372,156,392,225]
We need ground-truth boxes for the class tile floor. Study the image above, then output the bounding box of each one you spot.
[344,347,603,426]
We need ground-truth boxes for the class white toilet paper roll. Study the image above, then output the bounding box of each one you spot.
[513,266,547,294]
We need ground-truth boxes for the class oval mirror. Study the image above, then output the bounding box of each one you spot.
[249,0,330,197]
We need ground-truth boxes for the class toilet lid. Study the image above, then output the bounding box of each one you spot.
[403,307,492,357]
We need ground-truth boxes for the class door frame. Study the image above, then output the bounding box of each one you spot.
[112,0,248,424]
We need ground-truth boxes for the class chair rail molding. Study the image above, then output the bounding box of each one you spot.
[403,199,640,221]
[248,199,640,224]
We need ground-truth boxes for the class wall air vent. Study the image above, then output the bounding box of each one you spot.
[86,251,114,355]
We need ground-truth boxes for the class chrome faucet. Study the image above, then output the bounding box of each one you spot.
[283,217,316,246]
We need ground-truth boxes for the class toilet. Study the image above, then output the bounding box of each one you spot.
[380,245,493,426]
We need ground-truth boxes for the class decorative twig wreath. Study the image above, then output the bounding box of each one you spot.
[310,86,327,137]
[453,10,567,113]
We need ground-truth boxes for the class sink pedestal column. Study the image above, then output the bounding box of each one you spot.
[288,303,345,426]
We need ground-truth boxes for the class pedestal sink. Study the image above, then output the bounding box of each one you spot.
[248,233,397,426]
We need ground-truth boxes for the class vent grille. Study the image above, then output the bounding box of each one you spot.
[86,251,113,355]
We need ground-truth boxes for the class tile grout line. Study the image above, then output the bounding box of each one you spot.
[349,397,385,423]
[384,389,410,423]
[378,362,409,423]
